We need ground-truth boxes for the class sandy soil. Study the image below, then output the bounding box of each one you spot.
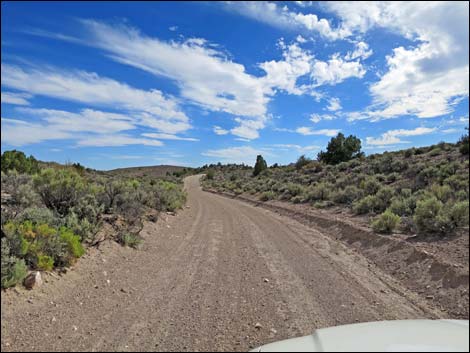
[1,176,451,352]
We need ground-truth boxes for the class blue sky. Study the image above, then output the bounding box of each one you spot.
[1,1,469,169]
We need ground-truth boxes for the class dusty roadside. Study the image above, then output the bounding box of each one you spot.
[1,176,456,352]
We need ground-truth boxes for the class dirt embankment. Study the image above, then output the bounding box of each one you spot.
[1,176,466,352]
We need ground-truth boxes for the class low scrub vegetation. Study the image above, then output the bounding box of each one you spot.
[371,210,401,234]
[1,151,187,288]
[200,132,469,239]
[117,232,143,249]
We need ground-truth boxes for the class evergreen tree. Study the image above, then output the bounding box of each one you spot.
[317,133,362,165]
[253,155,267,176]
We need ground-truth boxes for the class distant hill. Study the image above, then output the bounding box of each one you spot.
[106,165,190,178]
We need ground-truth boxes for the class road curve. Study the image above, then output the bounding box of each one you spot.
[1,175,437,352]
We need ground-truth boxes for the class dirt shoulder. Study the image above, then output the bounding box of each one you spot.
[1,176,463,352]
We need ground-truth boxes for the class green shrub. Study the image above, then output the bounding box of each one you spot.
[347,159,361,169]
[455,190,468,201]
[2,222,29,258]
[388,196,415,216]
[449,201,469,227]
[386,172,400,183]
[372,154,393,174]
[429,184,453,203]
[295,155,312,170]
[439,162,459,180]
[1,170,32,194]
[64,213,98,242]
[414,147,427,155]
[400,188,413,198]
[413,197,457,236]
[1,257,28,288]
[113,189,145,221]
[68,162,85,175]
[63,191,103,241]
[334,161,348,172]
[415,166,439,188]
[361,177,381,195]
[16,207,58,227]
[313,200,335,209]
[376,185,394,201]
[284,183,306,197]
[2,221,84,269]
[70,193,103,225]
[437,141,449,151]
[205,170,215,180]
[458,128,469,155]
[118,232,142,248]
[291,195,304,204]
[307,182,331,201]
[1,238,28,288]
[353,195,376,214]
[98,179,127,212]
[375,173,387,183]
[332,186,361,205]
[260,191,276,201]
[1,150,39,174]
[1,173,41,220]
[153,180,187,212]
[259,169,272,178]
[15,183,42,207]
[305,161,323,173]
[59,227,85,260]
[404,148,415,158]
[444,175,468,193]
[33,168,87,216]
[37,254,54,271]
[414,197,442,235]
[374,186,395,212]
[371,210,401,234]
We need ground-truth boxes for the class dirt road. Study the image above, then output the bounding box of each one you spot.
[1,175,443,352]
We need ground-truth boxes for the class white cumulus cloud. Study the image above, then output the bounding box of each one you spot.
[1,92,32,106]
[366,127,437,146]
[309,113,336,123]
[223,2,350,40]
[1,118,72,146]
[296,127,340,136]
[213,126,229,135]
[345,41,373,61]
[326,97,342,112]
[325,1,469,120]
[1,63,191,134]
[202,146,273,165]
[311,53,366,86]
[141,133,199,141]
[259,41,314,95]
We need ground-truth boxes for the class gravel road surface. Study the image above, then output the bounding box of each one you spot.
[1,175,440,352]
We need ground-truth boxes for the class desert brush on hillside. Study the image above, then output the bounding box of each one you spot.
[1,150,188,288]
[201,132,469,238]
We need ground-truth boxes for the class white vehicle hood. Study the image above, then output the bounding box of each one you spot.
[252,320,469,352]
